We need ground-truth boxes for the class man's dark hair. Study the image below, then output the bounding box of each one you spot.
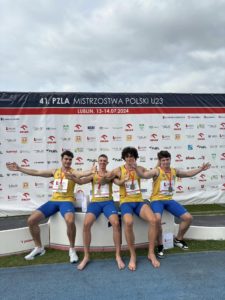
[61,150,74,159]
[121,147,139,160]
[98,154,108,160]
[157,150,171,160]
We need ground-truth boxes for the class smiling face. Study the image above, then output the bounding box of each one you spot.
[98,155,108,171]
[159,157,171,170]
[124,153,136,167]
[61,155,73,169]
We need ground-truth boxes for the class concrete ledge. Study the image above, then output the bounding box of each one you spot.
[175,224,225,240]
[0,223,49,256]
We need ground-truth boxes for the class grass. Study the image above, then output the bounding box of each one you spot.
[1,204,225,268]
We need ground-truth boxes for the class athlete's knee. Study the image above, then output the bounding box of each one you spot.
[27,215,39,227]
[110,219,120,229]
[182,213,193,223]
[124,219,133,229]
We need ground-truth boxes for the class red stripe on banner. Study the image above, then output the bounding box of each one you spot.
[1,107,225,115]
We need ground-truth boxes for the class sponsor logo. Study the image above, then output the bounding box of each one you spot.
[75,157,84,165]
[219,134,225,139]
[35,182,45,188]
[34,161,45,164]
[33,126,43,131]
[174,123,181,130]
[46,127,56,130]
[6,126,16,132]
[187,186,196,191]
[74,147,84,152]
[113,136,122,141]
[61,137,71,141]
[198,133,205,140]
[20,150,30,154]
[197,145,207,149]
[138,146,147,151]
[8,184,18,188]
[6,150,18,154]
[20,124,29,133]
[87,148,97,152]
[112,147,122,151]
[47,136,56,144]
[21,137,28,144]
[188,145,193,150]
[208,134,218,138]
[174,146,183,149]
[63,125,70,131]
[197,124,205,129]
[220,123,225,130]
[187,116,200,119]
[112,158,123,162]
[33,137,43,143]
[126,135,133,141]
[87,159,97,163]
[211,175,218,180]
[139,156,146,162]
[46,149,57,153]
[162,135,170,140]
[47,160,59,164]
[164,146,172,150]
[87,136,96,142]
[175,134,181,140]
[23,182,29,189]
[125,123,133,131]
[6,138,16,142]
[99,126,109,130]
[175,154,183,162]
[62,148,72,152]
[185,124,194,129]
[176,186,184,193]
[100,134,109,142]
[150,134,158,141]
[100,148,110,151]
[186,135,195,139]
[162,125,170,129]
[21,159,30,167]
[149,146,159,150]
[21,193,31,201]
[139,124,145,130]
[199,174,206,182]
[87,126,95,131]
[112,126,123,129]
[137,135,147,140]
[149,125,159,129]
[208,124,217,128]
[75,136,82,143]
[8,195,18,201]
[74,124,83,132]
[185,156,196,160]
[204,115,215,119]
[198,155,205,160]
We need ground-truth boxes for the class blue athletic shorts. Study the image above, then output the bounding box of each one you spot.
[38,201,75,218]
[120,202,146,217]
[150,200,187,218]
[87,200,118,219]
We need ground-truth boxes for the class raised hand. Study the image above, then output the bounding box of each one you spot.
[201,162,211,171]
[91,161,97,174]
[6,162,20,171]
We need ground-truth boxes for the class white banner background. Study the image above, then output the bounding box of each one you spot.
[1,113,225,216]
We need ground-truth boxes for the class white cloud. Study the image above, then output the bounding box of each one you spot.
[0,0,225,92]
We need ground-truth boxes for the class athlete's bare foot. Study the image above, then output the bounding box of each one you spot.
[128,255,136,271]
[116,256,125,270]
[77,256,90,270]
[148,253,160,268]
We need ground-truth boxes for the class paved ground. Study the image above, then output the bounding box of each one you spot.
[1,251,225,300]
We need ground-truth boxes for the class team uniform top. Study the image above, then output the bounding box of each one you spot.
[150,167,176,201]
[91,172,113,202]
[51,168,76,202]
[119,165,143,204]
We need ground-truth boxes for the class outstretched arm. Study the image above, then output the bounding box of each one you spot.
[65,172,93,184]
[72,162,97,179]
[176,162,211,178]
[134,165,159,179]
[6,162,54,177]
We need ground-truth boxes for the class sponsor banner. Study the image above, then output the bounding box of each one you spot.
[0,93,225,215]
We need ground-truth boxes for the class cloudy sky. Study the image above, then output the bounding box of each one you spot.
[0,0,225,93]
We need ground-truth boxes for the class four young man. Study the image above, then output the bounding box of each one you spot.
[6,147,210,270]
